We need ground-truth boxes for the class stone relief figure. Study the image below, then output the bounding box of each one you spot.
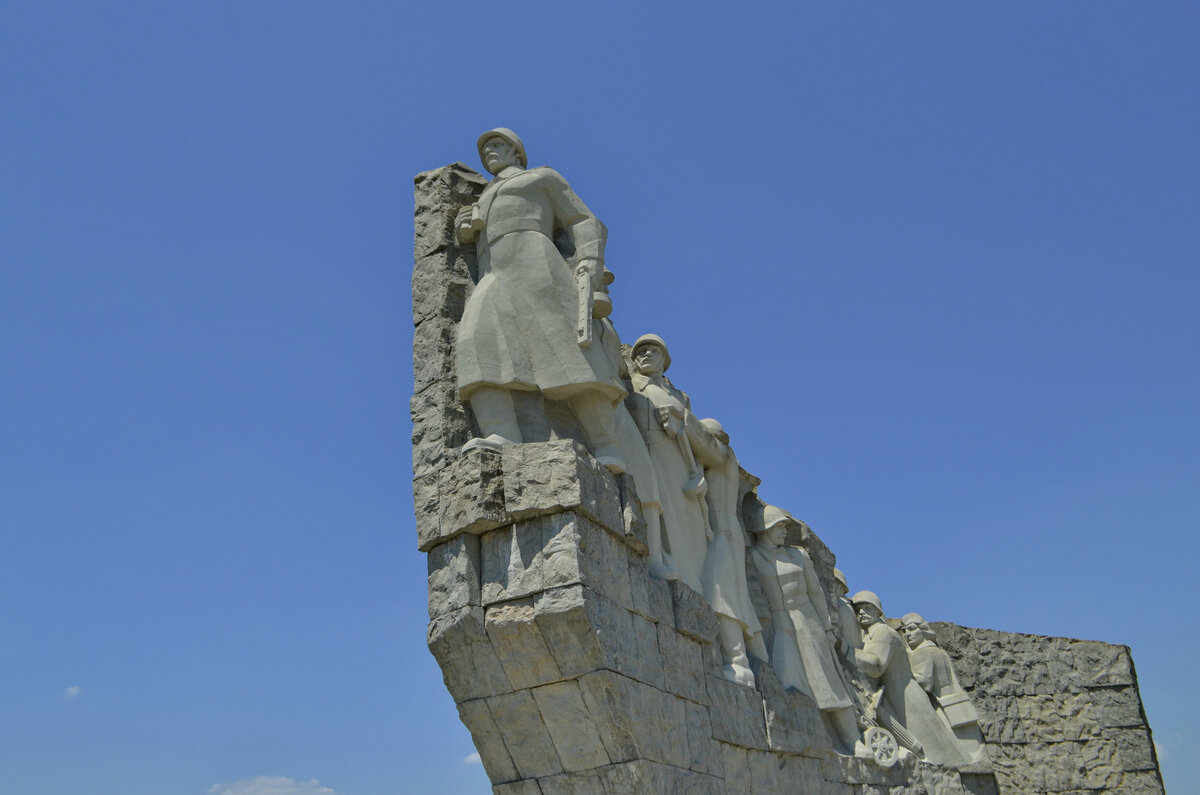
[900,612,988,764]
[454,128,627,474]
[693,418,767,686]
[832,568,863,658]
[626,334,711,592]
[595,322,681,581]
[851,592,973,768]
[751,506,858,752]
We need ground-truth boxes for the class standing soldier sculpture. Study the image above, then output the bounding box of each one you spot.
[454,128,627,474]
[626,334,712,592]
[695,418,768,686]
[900,612,988,764]
[751,506,859,752]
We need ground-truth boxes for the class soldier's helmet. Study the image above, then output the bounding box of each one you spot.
[477,127,528,168]
[851,590,884,615]
[632,334,671,371]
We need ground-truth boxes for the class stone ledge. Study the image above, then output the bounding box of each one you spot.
[415,441,634,552]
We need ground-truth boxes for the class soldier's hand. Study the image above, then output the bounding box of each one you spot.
[455,206,478,242]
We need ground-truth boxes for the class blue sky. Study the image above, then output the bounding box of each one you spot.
[2,2,1196,793]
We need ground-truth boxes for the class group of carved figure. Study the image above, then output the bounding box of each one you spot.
[452,128,987,770]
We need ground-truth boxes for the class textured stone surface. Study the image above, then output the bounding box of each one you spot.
[410,382,470,481]
[531,680,612,771]
[937,625,1165,794]
[705,674,768,750]
[670,579,720,644]
[485,599,562,690]
[426,533,480,619]
[502,441,624,535]
[758,666,834,757]
[457,698,519,784]
[426,606,511,703]
[486,689,564,779]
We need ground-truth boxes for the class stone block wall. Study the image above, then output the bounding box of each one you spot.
[423,440,996,794]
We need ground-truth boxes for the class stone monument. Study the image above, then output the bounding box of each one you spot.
[412,132,1164,793]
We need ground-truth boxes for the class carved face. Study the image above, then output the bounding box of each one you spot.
[901,622,925,649]
[481,136,519,175]
[857,604,882,629]
[762,522,786,548]
[634,344,666,376]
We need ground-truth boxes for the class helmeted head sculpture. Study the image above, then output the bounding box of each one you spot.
[833,567,849,596]
[476,127,528,169]
[700,417,729,444]
[852,590,884,627]
[761,504,795,530]
[632,333,671,373]
[755,504,795,546]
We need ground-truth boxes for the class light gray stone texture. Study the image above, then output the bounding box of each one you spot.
[529,768,605,795]
[426,605,512,703]
[502,441,624,535]
[683,699,723,778]
[657,620,708,704]
[490,780,543,795]
[485,598,563,691]
[594,759,724,794]
[671,579,720,644]
[531,680,612,772]
[574,670,686,768]
[704,674,768,750]
[822,753,918,788]
[413,162,487,261]
[1103,726,1157,772]
[457,698,520,784]
[434,447,505,546]
[486,689,564,780]
[936,625,1164,794]
[410,382,470,481]
[757,666,835,758]
[1088,686,1144,728]
[426,534,481,619]
[629,555,673,624]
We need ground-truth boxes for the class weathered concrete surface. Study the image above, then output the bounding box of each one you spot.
[934,623,1164,794]
[414,163,1163,794]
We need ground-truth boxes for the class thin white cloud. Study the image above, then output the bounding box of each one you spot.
[207,776,341,795]
[462,752,482,765]
[1154,740,1166,761]
[64,685,81,699]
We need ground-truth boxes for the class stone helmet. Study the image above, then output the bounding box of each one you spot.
[632,333,671,371]
[699,417,728,443]
[833,567,849,594]
[900,612,932,633]
[851,590,884,615]
[761,504,794,532]
[477,127,528,169]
